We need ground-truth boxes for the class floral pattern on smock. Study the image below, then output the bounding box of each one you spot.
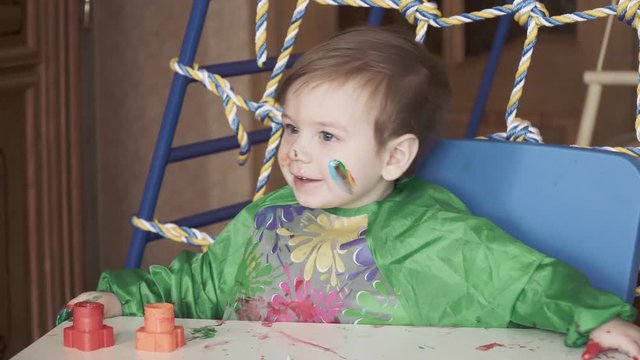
[226,205,407,325]
[278,212,366,287]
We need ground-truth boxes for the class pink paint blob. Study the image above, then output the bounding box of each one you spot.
[476,342,505,351]
[261,321,273,327]
[266,275,344,323]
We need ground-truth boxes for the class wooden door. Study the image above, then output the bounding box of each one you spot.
[0,0,85,357]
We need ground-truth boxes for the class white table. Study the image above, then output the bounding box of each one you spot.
[13,317,627,359]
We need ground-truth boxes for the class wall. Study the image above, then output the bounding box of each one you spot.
[87,1,256,284]
[446,3,636,146]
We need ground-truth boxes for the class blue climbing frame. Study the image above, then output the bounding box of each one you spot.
[125,2,507,268]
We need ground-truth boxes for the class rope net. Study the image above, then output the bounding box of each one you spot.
[134,0,640,248]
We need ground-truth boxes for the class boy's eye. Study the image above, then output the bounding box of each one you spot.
[320,131,335,142]
[284,124,298,134]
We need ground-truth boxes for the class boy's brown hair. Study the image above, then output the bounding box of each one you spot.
[275,26,451,175]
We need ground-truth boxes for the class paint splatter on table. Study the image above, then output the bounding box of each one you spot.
[13,318,630,359]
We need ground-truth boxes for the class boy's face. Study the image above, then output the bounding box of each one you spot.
[277,80,394,209]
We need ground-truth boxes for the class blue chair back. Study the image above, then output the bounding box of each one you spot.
[417,139,640,303]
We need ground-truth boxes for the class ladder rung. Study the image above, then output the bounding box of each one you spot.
[169,128,272,163]
[192,53,302,79]
[147,201,250,242]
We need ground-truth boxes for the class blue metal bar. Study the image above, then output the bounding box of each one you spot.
[464,3,514,138]
[198,53,302,79]
[169,128,272,163]
[125,0,211,268]
[367,7,385,26]
[147,202,250,242]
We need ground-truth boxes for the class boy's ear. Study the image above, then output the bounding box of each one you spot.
[381,134,419,181]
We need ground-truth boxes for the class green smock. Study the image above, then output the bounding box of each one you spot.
[98,178,636,347]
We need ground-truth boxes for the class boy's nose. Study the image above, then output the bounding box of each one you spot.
[287,140,309,162]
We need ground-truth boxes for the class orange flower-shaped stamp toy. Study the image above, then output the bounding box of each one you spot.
[136,303,185,352]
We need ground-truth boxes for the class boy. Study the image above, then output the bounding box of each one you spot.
[70,27,640,358]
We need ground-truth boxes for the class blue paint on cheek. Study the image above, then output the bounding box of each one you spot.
[328,159,355,194]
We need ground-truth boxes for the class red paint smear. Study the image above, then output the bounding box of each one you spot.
[261,321,273,327]
[276,330,346,359]
[215,320,226,326]
[204,340,230,350]
[294,278,304,293]
[258,334,270,340]
[476,342,505,351]
[582,340,606,360]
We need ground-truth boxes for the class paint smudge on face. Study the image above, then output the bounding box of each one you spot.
[328,159,356,194]
[186,325,218,341]
[476,342,505,351]
[276,330,346,359]
[204,340,230,350]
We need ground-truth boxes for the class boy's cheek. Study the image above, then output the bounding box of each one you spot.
[277,149,290,167]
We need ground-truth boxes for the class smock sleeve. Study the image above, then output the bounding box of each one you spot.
[96,205,257,319]
[369,179,637,347]
[510,257,637,347]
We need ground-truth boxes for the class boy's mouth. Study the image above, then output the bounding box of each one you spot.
[293,175,321,184]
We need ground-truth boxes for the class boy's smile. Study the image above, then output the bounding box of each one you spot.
[277,80,394,209]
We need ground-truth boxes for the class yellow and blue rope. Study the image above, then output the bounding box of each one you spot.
[254,0,310,200]
[170,60,252,165]
[256,0,269,68]
[131,216,215,248]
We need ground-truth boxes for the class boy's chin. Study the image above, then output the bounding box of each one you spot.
[294,193,360,209]
[295,197,332,209]
[293,193,341,209]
